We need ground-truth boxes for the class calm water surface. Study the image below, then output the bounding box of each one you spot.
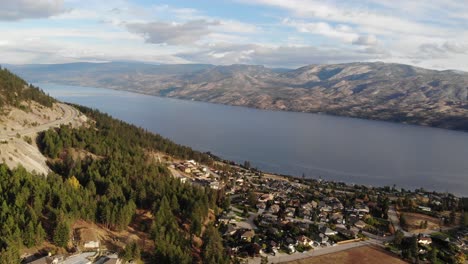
[39,83,468,196]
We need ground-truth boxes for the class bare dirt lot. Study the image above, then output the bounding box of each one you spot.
[72,210,155,253]
[284,246,407,264]
[402,212,440,232]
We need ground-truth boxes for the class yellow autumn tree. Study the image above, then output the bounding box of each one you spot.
[67,176,81,189]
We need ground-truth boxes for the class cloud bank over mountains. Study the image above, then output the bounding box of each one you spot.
[0,0,467,71]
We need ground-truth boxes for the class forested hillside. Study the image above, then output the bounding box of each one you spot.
[0,101,228,263]
[0,67,54,110]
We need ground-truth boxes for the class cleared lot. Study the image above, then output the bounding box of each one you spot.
[283,246,407,264]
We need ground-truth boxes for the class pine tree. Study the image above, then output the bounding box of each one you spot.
[202,225,229,264]
[53,220,70,248]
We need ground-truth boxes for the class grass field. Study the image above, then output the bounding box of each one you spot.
[284,246,407,264]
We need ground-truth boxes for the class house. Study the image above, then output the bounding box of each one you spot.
[269,204,280,214]
[224,224,238,236]
[314,233,329,244]
[79,228,100,250]
[337,228,356,239]
[268,240,279,254]
[418,206,432,212]
[296,235,314,247]
[27,255,64,264]
[258,193,274,202]
[209,181,220,190]
[218,215,231,225]
[179,177,188,184]
[100,254,122,264]
[241,230,255,242]
[418,235,432,245]
[354,204,370,214]
[331,213,344,224]
[319,226,338,236]
[267,227,280,236]
[285,207,296,217]
[286,244,296,254]
[285,237,297,246]
[354,220,367,229]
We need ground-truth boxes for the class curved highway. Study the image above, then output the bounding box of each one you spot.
[0,103,80,140]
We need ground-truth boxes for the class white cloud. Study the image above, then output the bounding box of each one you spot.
[0,0,66,21]
[177,42,385,67]
[126,20,219,45]
[282,19,356,43]
[352,35,378,46]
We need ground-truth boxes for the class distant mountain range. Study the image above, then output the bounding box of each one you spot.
[7,61,468,131]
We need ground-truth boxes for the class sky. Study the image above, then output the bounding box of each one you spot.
[0,0,467,70]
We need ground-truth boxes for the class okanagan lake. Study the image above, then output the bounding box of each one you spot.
[39,83,468,196]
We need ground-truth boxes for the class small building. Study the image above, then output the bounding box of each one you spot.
[78,228,100,250]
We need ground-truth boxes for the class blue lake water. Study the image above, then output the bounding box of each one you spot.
[38,83,468,196]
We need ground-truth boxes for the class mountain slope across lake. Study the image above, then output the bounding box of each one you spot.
[9,62,468,131]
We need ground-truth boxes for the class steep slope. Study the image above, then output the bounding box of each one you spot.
[10,62,468,131]
[0,67,85,174]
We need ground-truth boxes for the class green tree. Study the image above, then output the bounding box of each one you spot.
[400,214,407,230]
[450,209,457,224]
[430,247,438,264]
[462,212,468,227]
[393,230,404,246]
[120,242,141,262]
[0,245,20,264]
[202,225,229,264]
[53,220,70,248]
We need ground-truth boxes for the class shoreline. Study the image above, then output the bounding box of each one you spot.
[36,81,468,134]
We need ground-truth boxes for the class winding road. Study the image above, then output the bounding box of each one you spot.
[0,103,80,140]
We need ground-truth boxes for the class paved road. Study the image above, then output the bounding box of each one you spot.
[248,239,383,264]
[0,103,79,140]
[388,205,411,237]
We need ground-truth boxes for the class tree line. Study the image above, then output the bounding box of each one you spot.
[0,67,54,110]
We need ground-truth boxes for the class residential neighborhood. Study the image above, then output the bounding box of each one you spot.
[180,158,468,264]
